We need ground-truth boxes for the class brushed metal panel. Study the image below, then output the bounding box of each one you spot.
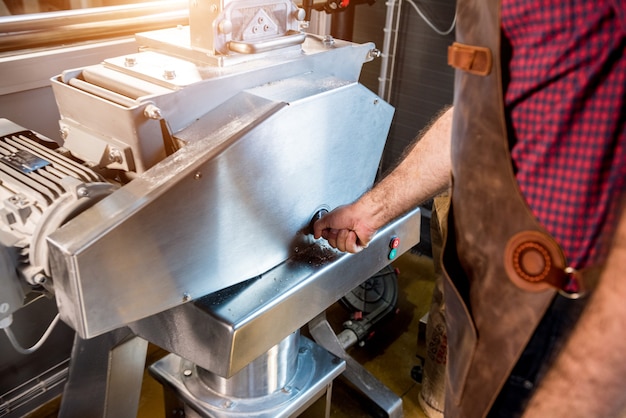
[131,207,421,377]
[48,76,394,339]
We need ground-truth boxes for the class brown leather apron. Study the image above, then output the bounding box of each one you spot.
[441,0,594,416]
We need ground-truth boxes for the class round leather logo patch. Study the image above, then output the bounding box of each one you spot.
[504,230,566,292]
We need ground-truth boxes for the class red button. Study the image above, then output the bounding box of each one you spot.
[390,237,400,249]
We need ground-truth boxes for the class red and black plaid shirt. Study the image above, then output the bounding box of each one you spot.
[502,0,626,268]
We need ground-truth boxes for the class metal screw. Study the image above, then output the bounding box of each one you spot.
[33,273,47,285]
[368,48,382,59]
[182,293,192,302]
[194,172,202,180]
[109,148,123,164]
[183,369,193,377]
[60,127,69,140]
[77,187,89,198]
[163,68,176,80]
[144,105,162,120]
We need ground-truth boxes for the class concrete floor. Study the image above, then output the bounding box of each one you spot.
[26,251,439,418]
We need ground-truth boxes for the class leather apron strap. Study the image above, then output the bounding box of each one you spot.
[441,0,569,416]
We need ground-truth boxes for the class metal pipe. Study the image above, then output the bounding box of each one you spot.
[0,0,188,52]
[386,0,403,102]
[377,0,396,98]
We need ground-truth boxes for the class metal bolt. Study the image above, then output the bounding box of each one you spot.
[60,127,69,140]
[33,273,47,285]
[124,56,137,67]
[194,172,202,180]
[182,293,192,302]
[183,369,193,377]
[322,35,335,46]
[77,187,89,198]
[163,68,176,80]
[144,105,162,120]
[368,48,382,59]
[109,148,123,164]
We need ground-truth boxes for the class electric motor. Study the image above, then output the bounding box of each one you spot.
[0,119,116,323]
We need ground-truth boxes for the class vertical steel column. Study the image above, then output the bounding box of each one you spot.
[59,327,148,418]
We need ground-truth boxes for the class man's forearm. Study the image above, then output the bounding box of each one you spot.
[359,106,453,229]
[522,208,626,417]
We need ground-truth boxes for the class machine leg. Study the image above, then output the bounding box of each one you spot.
[308,312,403,418]
[58,327,148,418]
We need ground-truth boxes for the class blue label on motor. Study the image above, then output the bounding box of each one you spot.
[2,149,51,173]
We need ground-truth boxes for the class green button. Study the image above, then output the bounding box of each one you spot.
[388,248,397,260]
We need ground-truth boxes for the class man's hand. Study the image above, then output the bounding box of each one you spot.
[312,203,378,253]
